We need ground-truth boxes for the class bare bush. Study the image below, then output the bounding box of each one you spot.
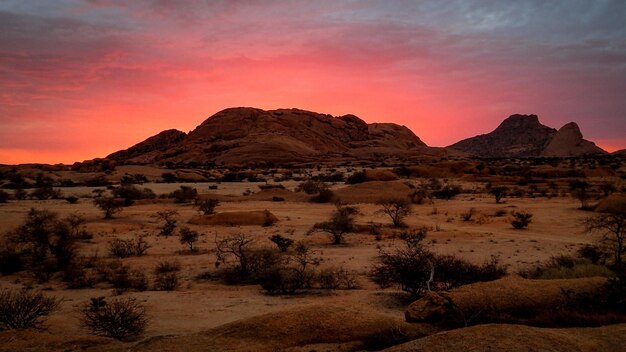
[81,296,147,340]
[108,236,150,258]
[585,203,626,266]
[215,233,256,276]
[317,266,359,290]
[376,198,411,227]
[0,289,60,330]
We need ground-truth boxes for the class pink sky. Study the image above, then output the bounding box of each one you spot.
[1,1,625,164]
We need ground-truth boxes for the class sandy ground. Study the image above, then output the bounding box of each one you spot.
[0,179,612,348]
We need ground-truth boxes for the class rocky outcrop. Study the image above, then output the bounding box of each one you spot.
[448,114,606,158]
[107,107,440,165]
[541,122,607,157]
[405,276,606,323]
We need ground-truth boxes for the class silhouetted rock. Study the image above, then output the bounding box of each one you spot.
[448,114,606,157]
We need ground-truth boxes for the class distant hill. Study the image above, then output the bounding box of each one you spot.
[448,114,606,158]
[107,107,444,165]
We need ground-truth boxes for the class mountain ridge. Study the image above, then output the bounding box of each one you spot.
[107,109,607,165]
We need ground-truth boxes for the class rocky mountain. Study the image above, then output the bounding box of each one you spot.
[448,114,607,158]
[107,107,442,165]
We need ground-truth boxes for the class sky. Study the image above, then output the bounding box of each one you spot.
[1,0,625,164]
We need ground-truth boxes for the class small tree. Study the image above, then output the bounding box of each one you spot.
[156,210,178,237]
[511,211,532,229]
[376,198,411,227]
[585,203,626,267]
[311,204,358,244]
[215,234,255,276]
[0,289,60,330]
[194,198,219,215]
[269,234,294,252]
[489,186,508,204]
[93,196,124,219]
[179,227,199,252]
[81,296,147,340]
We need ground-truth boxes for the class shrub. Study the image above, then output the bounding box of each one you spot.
[194,198,219,215]
[93,196,124,219]
[431,184,461,200]
[168,186,197,203]
[371,231,505,296]
[179,227,199,252]
[511,211,532,229]
[269,234,294,252]
[260,244,318,295]
[311,204,358,244]
[108,237,150,258]
[489,186,508,204]
[154,260,181,291]
[296,180,325,194]
[111,185,155,201]
[97,261,148,292]
[9,209,86,272]
[578,244,608,265]
[156,209,178,237]
[30,187,61,200]
[65,196,79,204]
[317,266,359,290]
[376,198,411,227]
[0,289,60,330]
[346,171,367,184]
[0,244,23,275]
[310,188,335,203]
[81,296,147,340]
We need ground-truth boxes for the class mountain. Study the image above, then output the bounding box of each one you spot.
[107,107,442,165]
[448,114,607,158]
